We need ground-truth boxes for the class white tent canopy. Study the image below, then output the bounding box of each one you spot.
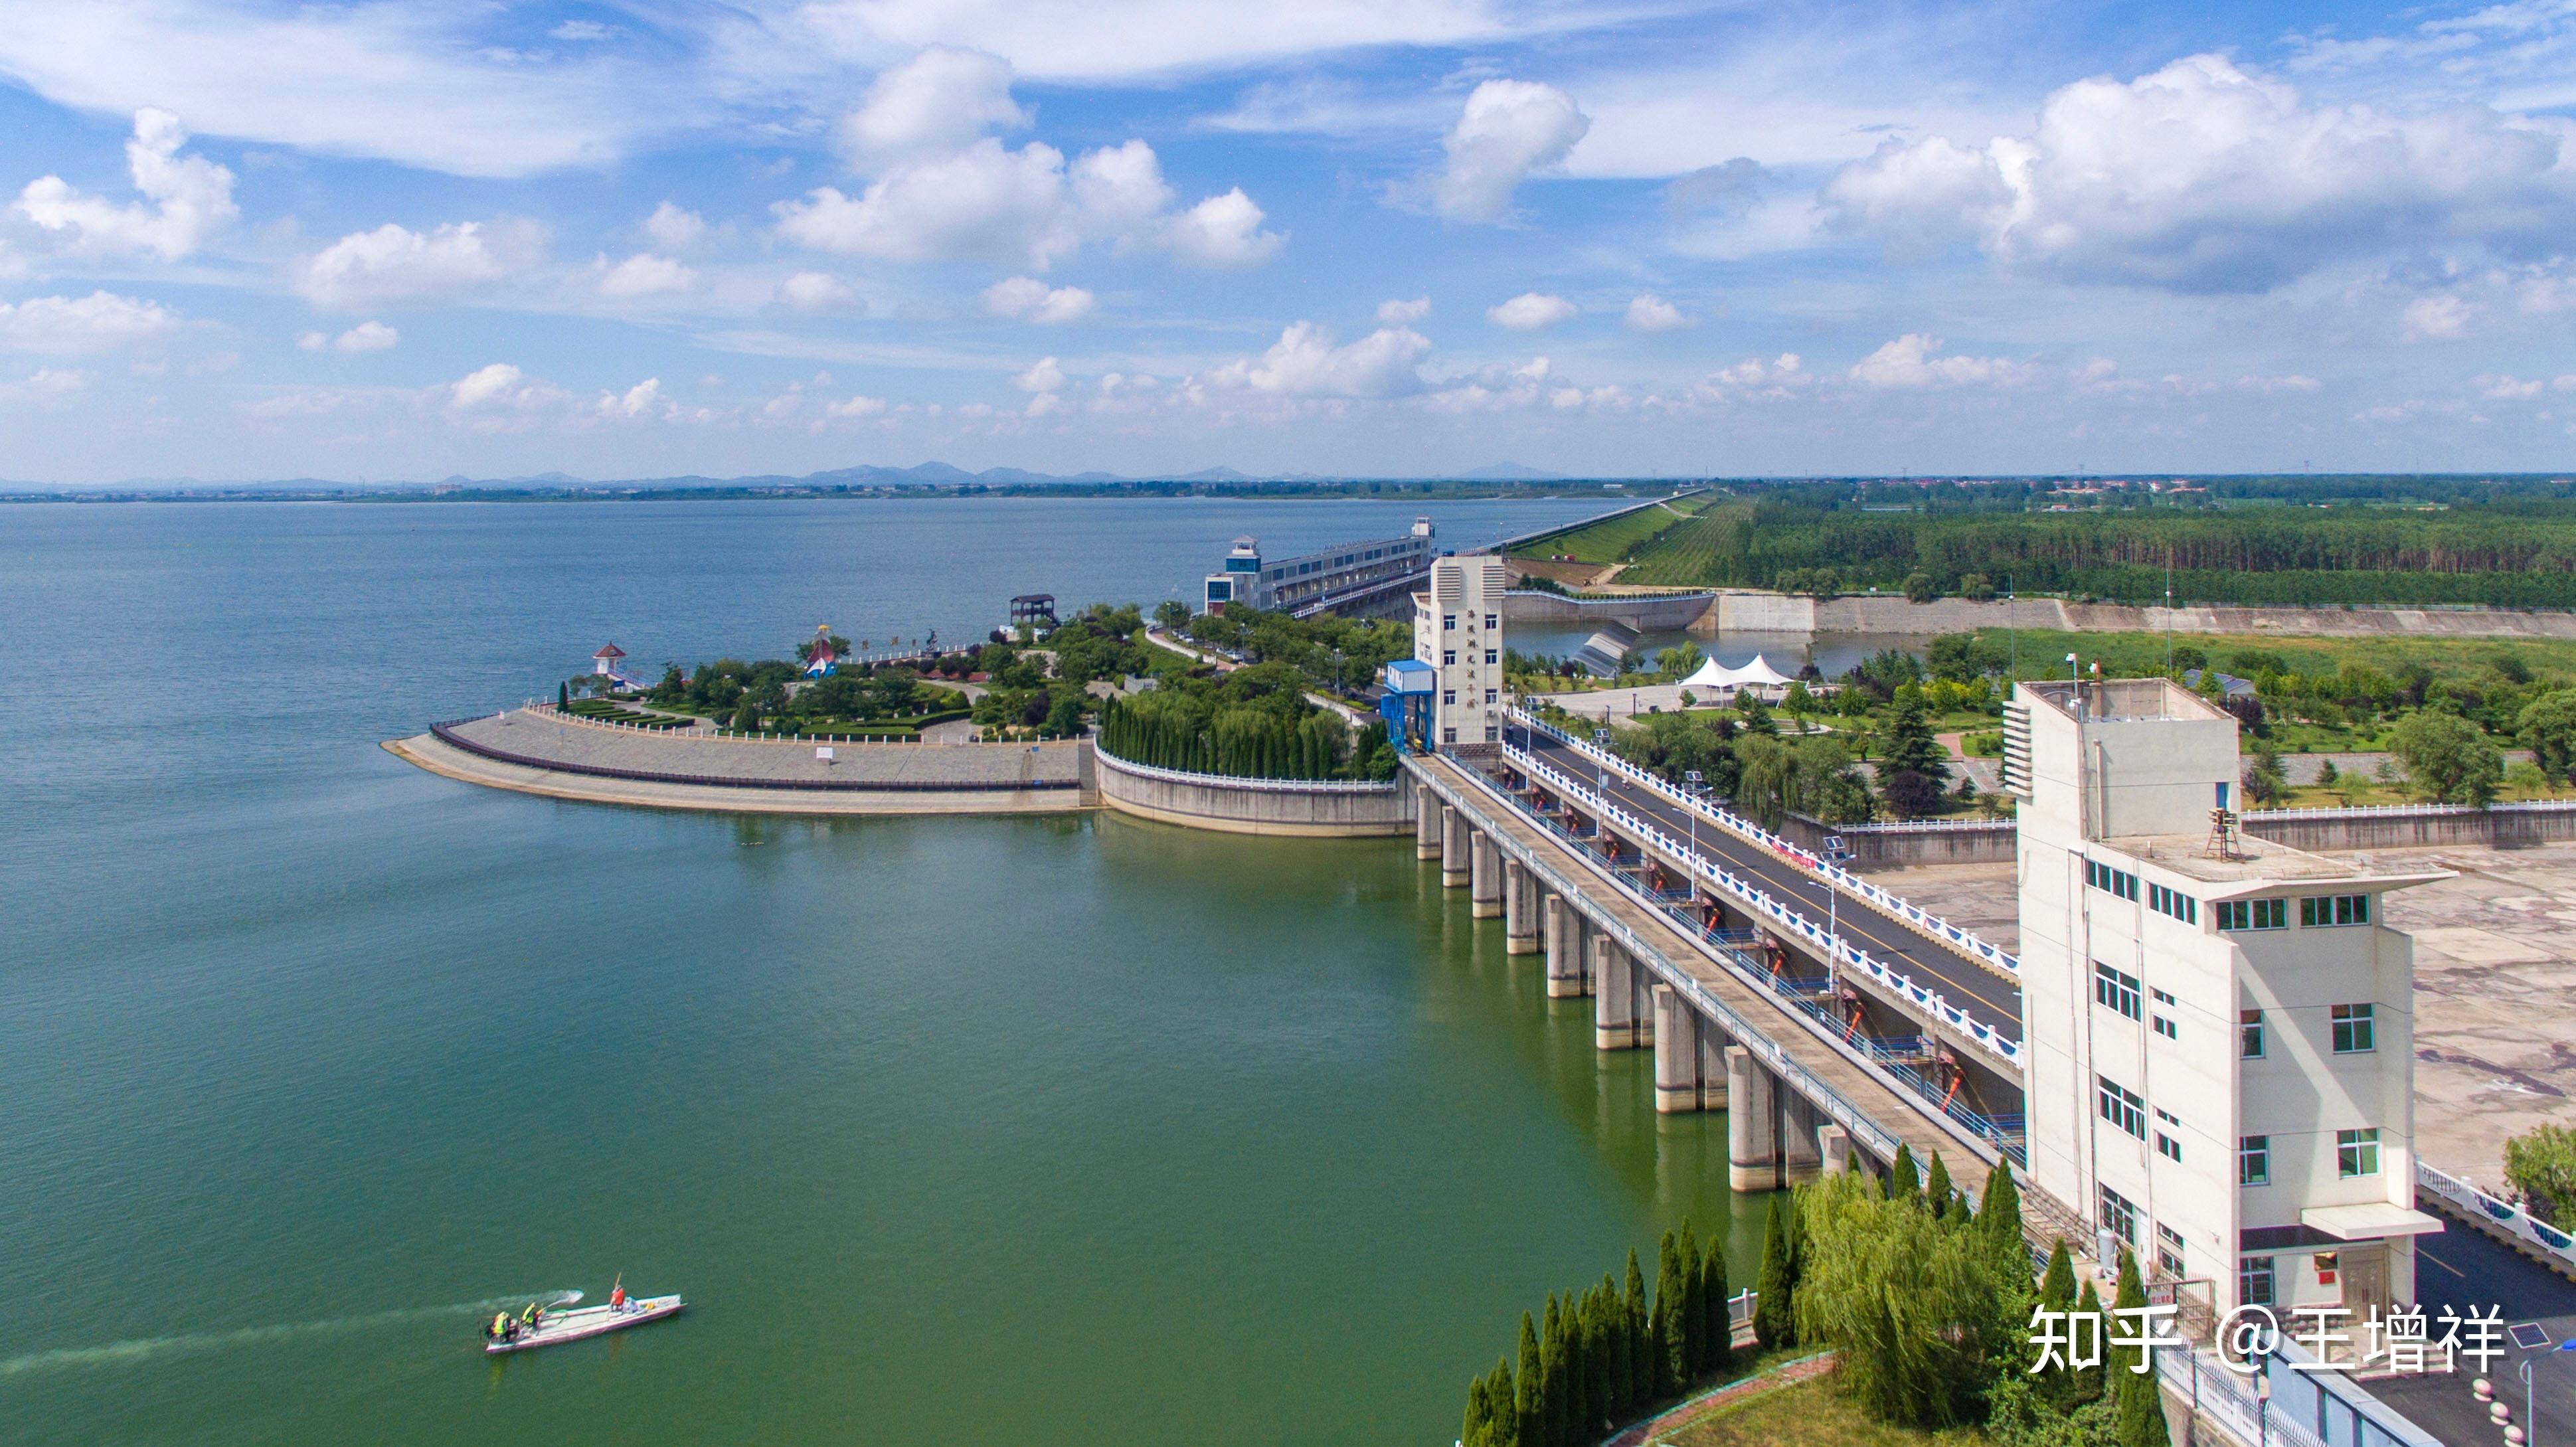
[1678,653,1798,691]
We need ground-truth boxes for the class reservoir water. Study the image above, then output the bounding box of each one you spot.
[0,497,1772,1446]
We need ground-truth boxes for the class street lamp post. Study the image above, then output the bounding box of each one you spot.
[2522,1339,2576,1446]
[1822,835,1849,995]
[1683,769,1707,914]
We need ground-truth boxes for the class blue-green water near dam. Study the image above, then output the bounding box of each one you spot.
[0,497,1770,1446]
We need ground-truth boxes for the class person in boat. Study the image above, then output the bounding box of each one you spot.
[521,1302,543,1331]
[490,1312,516,1342]
[609,1283,627,1312]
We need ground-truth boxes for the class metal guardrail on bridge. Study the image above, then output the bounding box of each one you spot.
[1513,710,2022,978]
[1505,742,2025,1074]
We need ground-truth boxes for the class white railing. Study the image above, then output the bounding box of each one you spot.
[1429,766,1910,1164]
[1093,746,1402,794]
[2250,798,2576,822]
[2418,1159,2576,1269]
[1504,742,2025,1071]
[1514,710,2022,978]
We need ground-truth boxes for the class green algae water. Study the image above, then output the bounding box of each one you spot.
[0,498,1768,1446]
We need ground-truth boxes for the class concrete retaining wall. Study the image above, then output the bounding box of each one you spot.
[2245,803,2576,853]
[1092,748,1415,836]
[1501,590,1719,634]
[1769,812,2017,868]
[1713,590,2576,642]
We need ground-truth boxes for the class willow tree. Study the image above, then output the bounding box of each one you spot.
[1793,1170,2004,1428]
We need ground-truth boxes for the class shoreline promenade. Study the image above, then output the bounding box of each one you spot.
[388,708,1090,815]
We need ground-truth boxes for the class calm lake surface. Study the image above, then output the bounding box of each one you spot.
[0,497,1772,1446]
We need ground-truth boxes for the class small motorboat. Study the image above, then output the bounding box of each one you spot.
[484,1290,683,1355]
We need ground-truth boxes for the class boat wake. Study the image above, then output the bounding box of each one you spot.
[0,1291,581,1377]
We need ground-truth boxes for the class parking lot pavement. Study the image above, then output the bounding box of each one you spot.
[2370,1221,2576,1445]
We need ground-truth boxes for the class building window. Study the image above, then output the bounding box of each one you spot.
[2097,1076,2145,1139]
[2094,962,2142,1021]
[2239,1136,2269,1186]
[1442,727,1457,744]
[2301,894,2371,928]
[2148,883,2198,924]
[1443,614,1456,632]
[2153,1013,2178,1041]
[2154,1107,2183,1161]
[2099,1185,2140,1248]
[2338,1128,2381,1177]
[1483,689,1498,705]
[2240,1009,2265,1059]
[2157,1224,2187,1279]
[1442,649,1456,665]
[1484,649,1498,665]
[1484,722,1500,742]
[2239,1255,2276,1307]
[1484,614,1498,630]
[1442,690,1456,707]
[2217,898,2286,932]
[2085,859,2140,902]
[2330,1003,2376,1054]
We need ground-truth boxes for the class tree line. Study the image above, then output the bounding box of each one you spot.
[1460,1149,2170,1447]
[1613,496,2576,607]
[1095,682,1397,782]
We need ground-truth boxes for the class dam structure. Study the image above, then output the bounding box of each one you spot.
[1398,558,2447,1368]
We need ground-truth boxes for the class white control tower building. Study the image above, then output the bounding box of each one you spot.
[2005,677,2445,1319]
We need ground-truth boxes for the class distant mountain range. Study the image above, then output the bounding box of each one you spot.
[7,460,1577,492]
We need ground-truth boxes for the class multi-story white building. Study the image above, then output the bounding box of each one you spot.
[1413,554,1506,747]
[2006,678,2445,1320]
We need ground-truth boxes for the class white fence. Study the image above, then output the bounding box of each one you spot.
[1092,747,1403,795]
[1513,709,2022,978]
[1503,742,2024,1071]
[2418,1159,2576,1270]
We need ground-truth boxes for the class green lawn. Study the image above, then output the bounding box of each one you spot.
[1970,627,2576,691]
[1660,1376,1990,1447]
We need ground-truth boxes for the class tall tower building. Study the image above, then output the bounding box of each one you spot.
[1413,554,1506,747]
[2006,677,2445,1319]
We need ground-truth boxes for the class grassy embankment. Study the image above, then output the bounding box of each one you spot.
[1515,493,1716,570]
[1658,1375,1989,1447]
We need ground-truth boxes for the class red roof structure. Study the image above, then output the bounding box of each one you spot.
[594,643,627,659]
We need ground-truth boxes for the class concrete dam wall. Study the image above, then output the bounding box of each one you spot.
[1092,748,1417,836]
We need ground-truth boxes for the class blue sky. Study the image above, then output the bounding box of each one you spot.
[3,0,2575,483]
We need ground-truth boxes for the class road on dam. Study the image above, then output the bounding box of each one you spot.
[1506,723,2026,1043]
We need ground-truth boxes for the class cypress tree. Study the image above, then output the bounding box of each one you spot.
[558,681,569,709]
[1699,1230,1733,1377]
[2040,1239,2075,1312]
[1652,1230,1683,1396]
[1623,1249,1651,1412]
[1923,1152,1953,1217]
[1886,1144,1920,1207]
[2070,1278,2107,1407]
[1464,1369,1493,1447]
[1943,1193,1971,1230]
[1753,1194,1796,1351]
[1486,1358,1518,1447]
[1600,1274,1630,1416]
[2110,1250,2170,1447]
[1516,1311,1543,1447]
[1576,1288,1603,1439]
[1676,1219,1704,1379]
[1540,1294,1568,1447]
[1980,1163,2027,1266]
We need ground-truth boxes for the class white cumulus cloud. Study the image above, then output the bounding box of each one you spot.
[1488,292,1577,330]
[298,319,398,353]
[1849,334,2022,388]
[444,362,572,430]
[0,365,90,406]
[839,47,1030,170]
[644,202,706,250]
[1624,295,1688,332]
[0,290,179,353]
[1824,53,2576,292]
[1164,188,1284,268]
[1013,355,1066,392]
[15,108,236,261]
[2402,294,2474,340]
[298,220,526,307]
[597,252,698,297]
[780,272,859,311]
[1210,322,1430,399]
[984,276,1096,323]
[1426,80,1589,222]
[1377,297,1431,325]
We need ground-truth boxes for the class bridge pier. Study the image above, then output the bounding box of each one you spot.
[1470,832,1503,918]
[1503,861,1540,954]
[1543,894,1575,985]
[1547,906,1590,997]
[1593,940,1651,1049]
[1818,1122,1851,1175]
[1726,1046,1780,1192]
[1781,1092,1824,1184]
[1440,806,1470,888]
[1652,985,1703,1113]
[1416,784,1442,859]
